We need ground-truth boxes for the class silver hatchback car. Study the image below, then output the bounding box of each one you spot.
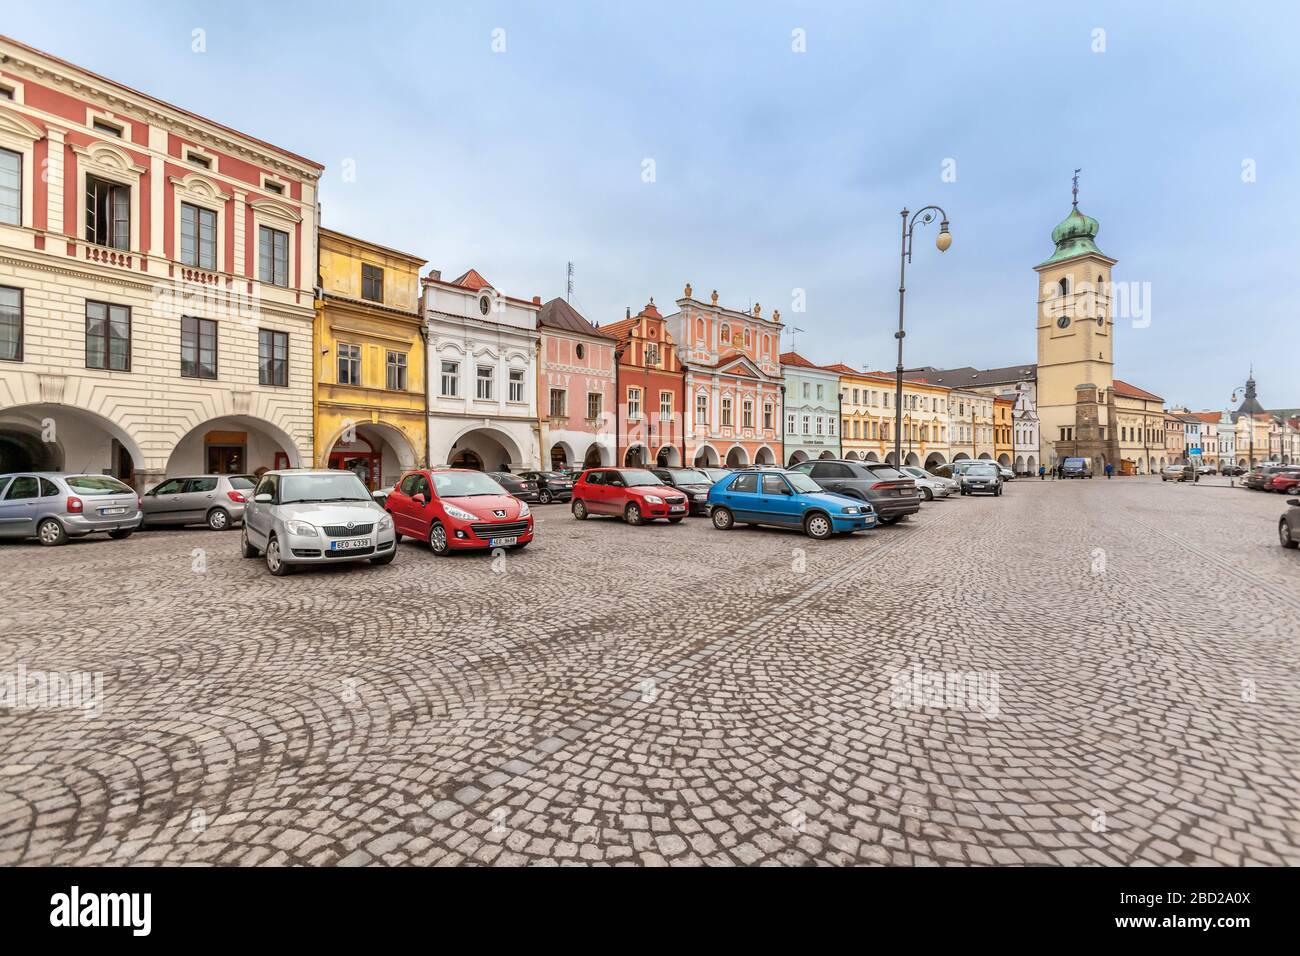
[141,474,255,530]
[240,469,397,576]
[0,472,142,545]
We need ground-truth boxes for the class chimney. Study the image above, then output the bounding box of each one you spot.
[429,268,442,280]
[532,295,541,305]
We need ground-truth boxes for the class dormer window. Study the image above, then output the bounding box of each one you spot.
[92,118,123,138]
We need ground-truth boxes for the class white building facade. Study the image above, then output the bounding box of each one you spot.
[1007,381,1040,475]
[0,37,322,489]
[421,269,541,471]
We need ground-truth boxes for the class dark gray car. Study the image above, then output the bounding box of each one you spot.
[959,462,1004,496]
[788,459,921,524]
[141,474,255,530]
[0,472,141,545]
[650,467,714,515]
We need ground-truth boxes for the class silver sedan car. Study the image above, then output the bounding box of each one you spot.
[240,469,397,576]
[141,474,255,530]
[0,472,141,545]
[900,465,957,501]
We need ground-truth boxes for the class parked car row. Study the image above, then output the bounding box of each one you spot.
[1244,464,1300,492]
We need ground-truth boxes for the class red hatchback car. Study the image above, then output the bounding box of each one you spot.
[1269,470,1300,494]
[386,468,533,555]
[570,467,689,525]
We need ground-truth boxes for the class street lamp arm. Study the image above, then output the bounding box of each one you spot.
[903,205,950,263]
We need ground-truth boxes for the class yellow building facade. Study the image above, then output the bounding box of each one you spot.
[314,228,428,489]
[835,367,953,468]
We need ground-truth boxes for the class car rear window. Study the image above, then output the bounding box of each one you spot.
[229,477,256,490]
[862,466,907,480]
[65,475,134,495]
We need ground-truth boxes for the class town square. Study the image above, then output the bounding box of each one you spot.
[0,0,1297,920]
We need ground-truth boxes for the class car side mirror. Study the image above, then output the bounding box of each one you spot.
[371,491,387,503]
[412,493,427,507]
[253,493,273,504]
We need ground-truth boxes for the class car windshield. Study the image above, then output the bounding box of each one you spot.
[621,469,664,487]
[280,472,371,503]
[64,475,134,495]
[967,464,998,476]
[786,473,822,494]
[670,469,711,484]
[431,472,507,497]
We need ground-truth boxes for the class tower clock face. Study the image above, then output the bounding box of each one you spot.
[1056,315,1071,329]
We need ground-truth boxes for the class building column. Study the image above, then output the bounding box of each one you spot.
[45,127,65,235]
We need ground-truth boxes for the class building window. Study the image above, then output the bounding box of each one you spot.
[802,382,810,399]
[259,329,288,386]
[264,179,285,195]
[764,404,773,430]
[660,390,673,421]
[721,397,733,427]
[816,384,824,400]
[0,149,19,226]
[85,175,130,250]
[787,413,796,434]
[645,343,660,366]
[802,415,810,435]
[85,301,130,371]
[0,286,21,361]
[386,350,407,391]
[0,84,14,101]
[696,393,708,424]
[743,400,754,428]
[362,264,384,303]
[550,388,567,418]
[476,365,494,400]
[258,225,289,287]
[92,118,123,138]
[180,316,217,379]
[587,392,601,420]
[440,360,459,397]
[180,202,217,270]
[815,416,824,436]
[628,387,642,421]
[338,343,361,385]
[185,151,211,170]
[828,418,835,437]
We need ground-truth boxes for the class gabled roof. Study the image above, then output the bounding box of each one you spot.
[710,350,763,378]
[822,362,860,375]
[537,298,616,339]
[450,268,492,291]
[901,364,1037,387]
[1112,379,1164,402]
[1191,412,1224,425]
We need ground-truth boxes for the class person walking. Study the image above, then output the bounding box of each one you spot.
[1105,462,1113,479]
[1039,463,1046,480]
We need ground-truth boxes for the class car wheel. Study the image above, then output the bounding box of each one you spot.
[428,521,450,556]
[1281,518,1298,549]
[37,518,67,547]
[877,515,898,525]
[207,507,231,531]
[624,502,643,526]
[922,487,933,501]
[572,499,588,520]
[712,507,734,530]
[265,535,293,576]
[538,489,552,504]
[995,487,1003,497]
[804,512,833,540]
[108,529,133,539]
[241,527,259,558]
[370,550,397,565]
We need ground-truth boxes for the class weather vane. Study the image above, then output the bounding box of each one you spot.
[1072,168,1081,207]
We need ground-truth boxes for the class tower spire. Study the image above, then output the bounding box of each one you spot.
[1072,168,1081,208]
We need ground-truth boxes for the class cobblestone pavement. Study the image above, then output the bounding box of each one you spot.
[1,476,1297,866]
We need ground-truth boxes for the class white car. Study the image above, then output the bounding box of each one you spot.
[900,466,957,501]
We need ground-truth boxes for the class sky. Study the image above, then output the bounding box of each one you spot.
[8,0,1299,411]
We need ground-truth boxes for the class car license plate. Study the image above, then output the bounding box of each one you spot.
[101,507,127,515]
[670,505,686,512]
[490,536,517,547]
[330,537,372,551]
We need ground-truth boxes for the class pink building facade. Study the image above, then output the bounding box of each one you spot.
[537,297,617,470]
[663,284,783,467]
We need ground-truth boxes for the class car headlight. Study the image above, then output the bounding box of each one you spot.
[443,504,477,521]
[378,513,393,531]
[643,495,664,504]
[285,519,318,537]
[842,506,860,515]
[518,502,530,518]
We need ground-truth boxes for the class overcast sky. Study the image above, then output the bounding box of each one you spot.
[10,1,1298,410]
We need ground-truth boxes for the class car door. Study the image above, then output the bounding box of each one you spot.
[182,477,220,524]
[721,472,760,521]
[245,474,276,543]
[142,477,189,525]
[603,471,630,514]
[761,473,802,526]
[386,473,417,535]
[407,473,434,536]
[807,461,850,494]
[0,475,40,538]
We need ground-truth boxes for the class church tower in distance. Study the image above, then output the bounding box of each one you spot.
[1034,173,1119,468]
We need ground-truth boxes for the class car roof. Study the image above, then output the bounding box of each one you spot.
[0,472,127,479]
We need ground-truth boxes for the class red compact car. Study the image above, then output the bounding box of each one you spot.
[386,468,533,555]
[1269,470,1300,494]
[570,467,689,525]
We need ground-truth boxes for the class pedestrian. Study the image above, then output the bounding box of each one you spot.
[1105,462,1113,479]
[1039,463,1046,480]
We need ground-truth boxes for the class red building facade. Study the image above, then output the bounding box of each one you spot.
[604,300,685,467]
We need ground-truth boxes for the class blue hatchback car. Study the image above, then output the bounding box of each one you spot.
[707,469,876,539]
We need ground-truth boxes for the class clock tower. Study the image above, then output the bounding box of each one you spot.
[1034,173,1118,467]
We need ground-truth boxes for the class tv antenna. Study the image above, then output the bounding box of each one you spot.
[785,324,806,351]
[566,262,575,303]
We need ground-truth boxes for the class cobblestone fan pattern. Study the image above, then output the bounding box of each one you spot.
[1,477,1297,865]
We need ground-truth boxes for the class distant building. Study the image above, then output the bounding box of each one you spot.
[537,298,617,471]
[779,351,841,465]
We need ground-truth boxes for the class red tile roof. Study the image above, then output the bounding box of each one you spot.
[450,268,492,291]
[1112,379,1164,402]
[537,298,617,339]
[1191,412,1223,425]
[821,362,860,375]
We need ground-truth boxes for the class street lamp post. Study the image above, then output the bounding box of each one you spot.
[895,206,951,468]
